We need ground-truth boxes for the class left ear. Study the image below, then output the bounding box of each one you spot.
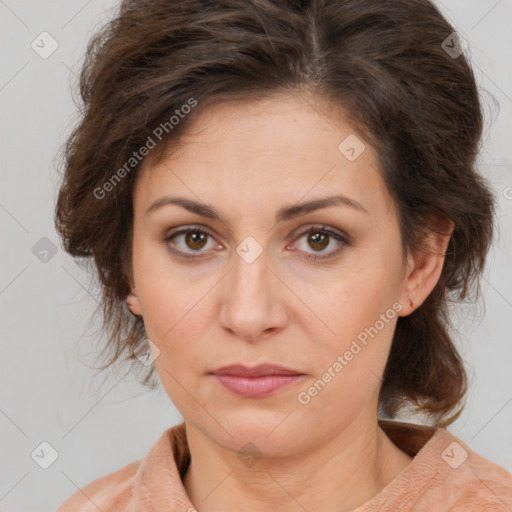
[398,214,454,316]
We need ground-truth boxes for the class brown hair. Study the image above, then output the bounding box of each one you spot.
[54,0,495,428]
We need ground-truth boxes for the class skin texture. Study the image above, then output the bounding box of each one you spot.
[126,91,453,512]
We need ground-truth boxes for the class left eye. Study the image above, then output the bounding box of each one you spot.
[291,226,349,261]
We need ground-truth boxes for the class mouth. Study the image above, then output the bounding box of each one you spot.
[209,364,306,397]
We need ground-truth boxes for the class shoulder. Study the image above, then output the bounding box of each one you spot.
[55,424,188,512]
[376,420,512,510]
[414,427,512,510]
[56,459,141,512]
[439,433,512,510]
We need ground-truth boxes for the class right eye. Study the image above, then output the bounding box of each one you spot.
[163,226,223,260]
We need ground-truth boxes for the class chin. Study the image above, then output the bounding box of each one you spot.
[199,408,307,457]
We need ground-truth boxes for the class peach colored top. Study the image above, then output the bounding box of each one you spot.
[57,420,512,511]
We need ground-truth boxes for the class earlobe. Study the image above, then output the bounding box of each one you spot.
[398,216,454,316]
[126,291,143,316]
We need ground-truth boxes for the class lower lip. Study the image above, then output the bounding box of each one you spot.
[212,374,304,397]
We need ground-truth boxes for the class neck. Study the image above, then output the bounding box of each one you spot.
[182,416,412,512]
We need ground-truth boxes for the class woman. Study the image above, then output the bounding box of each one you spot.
[54,0,512,510]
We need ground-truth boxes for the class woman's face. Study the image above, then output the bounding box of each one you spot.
[128,92,414,456]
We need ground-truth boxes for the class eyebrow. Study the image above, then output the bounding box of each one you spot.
[145,194,368,222]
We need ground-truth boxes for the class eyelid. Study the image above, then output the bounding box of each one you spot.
[163,225,222,259]
[164,224,216,239]
[290,223,351,244]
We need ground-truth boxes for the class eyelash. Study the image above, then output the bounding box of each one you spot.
[163,225,350,262]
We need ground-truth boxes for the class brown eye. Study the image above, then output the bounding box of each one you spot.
[163,227,221,260]
[292,225,350,262]
[185,231,208,250]
[307,231,329,252]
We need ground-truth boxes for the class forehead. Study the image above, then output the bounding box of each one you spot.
[155,92,360,168]
[134,92,392,219]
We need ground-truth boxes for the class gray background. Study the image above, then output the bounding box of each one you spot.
[1,1,511,510]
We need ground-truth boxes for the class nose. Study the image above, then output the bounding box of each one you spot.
[218,250,289,343]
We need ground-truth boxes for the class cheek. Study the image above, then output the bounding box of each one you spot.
[297,247,403,400]
[132,233,202,337]
[295,282,399,430]
[141,287,213,413]
[138,280,207,360]
[305,277,399,380]
[309,254,402,343]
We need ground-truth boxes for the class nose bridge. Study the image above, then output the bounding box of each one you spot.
[219,238,288,340]
[231,240,272,307]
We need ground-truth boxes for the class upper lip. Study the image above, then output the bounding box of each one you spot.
[210,364,304,377]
